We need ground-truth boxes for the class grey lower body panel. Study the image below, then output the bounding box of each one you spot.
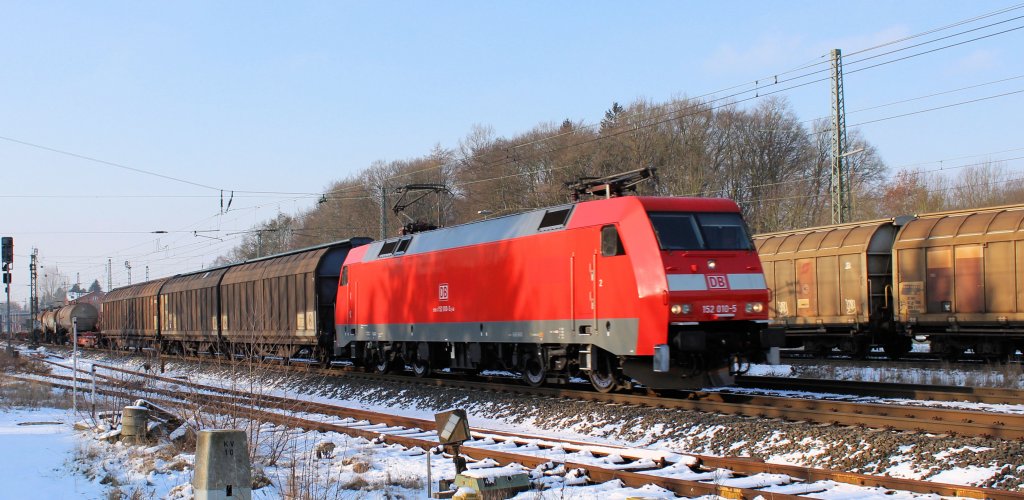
[335,318,641,356]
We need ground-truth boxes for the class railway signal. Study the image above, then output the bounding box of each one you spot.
[2,236,12,354]
[434,409,471,475]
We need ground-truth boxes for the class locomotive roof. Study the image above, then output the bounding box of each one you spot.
[361,196,740,262]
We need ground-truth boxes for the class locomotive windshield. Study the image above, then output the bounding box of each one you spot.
[648,212,754,251]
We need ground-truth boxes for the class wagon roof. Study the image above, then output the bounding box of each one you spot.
[754,219,896,257]
[104,278,170,301]
[895,205,1024,245]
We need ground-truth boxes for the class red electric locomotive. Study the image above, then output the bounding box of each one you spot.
[335,196,780,391]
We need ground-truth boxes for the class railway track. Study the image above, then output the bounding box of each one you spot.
[734,375,1024,405]
[28,344,1024,440]
[15,359,1024,499]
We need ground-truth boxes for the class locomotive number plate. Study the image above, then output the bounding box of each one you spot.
[702,304,737,314]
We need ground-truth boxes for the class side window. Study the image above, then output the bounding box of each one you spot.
[601,225,626,257]
[538,207,572,231]
[396,237,412,254]
[378,240,399,257]
[341,266,348,286]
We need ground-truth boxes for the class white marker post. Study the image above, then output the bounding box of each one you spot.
[90,364,97,420]
[72,317,78,413]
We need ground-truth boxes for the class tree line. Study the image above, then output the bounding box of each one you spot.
[224,95,1022,261]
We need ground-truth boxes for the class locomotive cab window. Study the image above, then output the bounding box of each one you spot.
[601,225,626,257]
[649,212,753,251]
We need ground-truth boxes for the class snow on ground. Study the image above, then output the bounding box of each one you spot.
[13,346,1024,497]
[0,407,106,498]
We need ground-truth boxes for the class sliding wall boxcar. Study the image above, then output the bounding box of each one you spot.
[159,267,229,353]
[894,206,1024,330]
[755,220,900,342]
[101,278,169,349]
[219,239,369,357]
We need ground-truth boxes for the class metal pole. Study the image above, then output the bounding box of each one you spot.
[91,364,97,421]
[5,280,10,353]
[73,317,78,413]
[426,447,432,497]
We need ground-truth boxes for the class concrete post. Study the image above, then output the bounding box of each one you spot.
[194,429,251,500]
[121,406,149,445]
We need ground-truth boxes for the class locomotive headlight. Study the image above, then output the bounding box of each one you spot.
[745,302,764,313]
[682,304,691,314]
[707,259,717,270]
[670,304,683,315]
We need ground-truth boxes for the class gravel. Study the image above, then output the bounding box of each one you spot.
[47,348,1024,491]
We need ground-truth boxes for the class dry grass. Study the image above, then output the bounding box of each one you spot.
[343,454,373,474]
[0,352,51,375]
[0,381,73,409]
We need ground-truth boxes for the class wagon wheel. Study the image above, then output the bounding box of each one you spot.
[521,356,546,387]
[370,350,389,372]
[882,336,912,360]
[589,350,622,393]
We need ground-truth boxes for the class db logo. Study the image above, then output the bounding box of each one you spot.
[706,275,728,289]
[439,283,449,301]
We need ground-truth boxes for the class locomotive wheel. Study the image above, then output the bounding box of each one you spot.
[368,351,391,374]
[412,358,431,378]
[521,357,546,387]
[589,351,621,393]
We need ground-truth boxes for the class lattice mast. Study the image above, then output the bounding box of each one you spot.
[830,48,851,224]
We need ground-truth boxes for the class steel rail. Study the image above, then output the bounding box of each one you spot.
[46,360,1024,499]
[8,373,809,500]
[735,376,1024,405]
[30,346,1024,440]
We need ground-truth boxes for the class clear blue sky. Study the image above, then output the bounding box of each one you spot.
[2,1,1022,303]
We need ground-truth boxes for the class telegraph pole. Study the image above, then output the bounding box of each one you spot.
[107,258,112,292]
[379,184,387,240]
[124,261,132,285]
[830,48,850,224]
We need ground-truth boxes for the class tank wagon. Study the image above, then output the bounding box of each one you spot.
[39,310,58,339]
[37,304,100,344]
[755,203,1024,360]
[336,196,782,391]
[57,303,99,334]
